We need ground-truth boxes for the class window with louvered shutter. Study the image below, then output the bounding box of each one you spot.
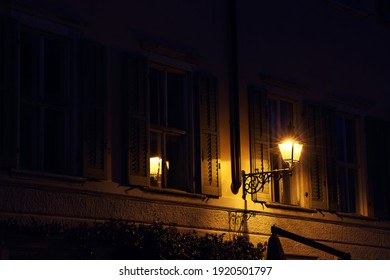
[248,87,302,204]
[82,41,107,179]
[123,54,149,187]
[197,74,220,196]
[304,103,361,213]
[19,28,72,175]
[248,86,271,202]
[305,103,328,210]
[365,117,390,219]
[0,17,17,168]
[333,114,359,213]
[322,108,341,212]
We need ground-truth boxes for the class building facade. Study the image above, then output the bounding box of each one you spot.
[1,0,390,259]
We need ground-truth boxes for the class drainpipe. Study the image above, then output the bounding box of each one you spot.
[228,0,241,194]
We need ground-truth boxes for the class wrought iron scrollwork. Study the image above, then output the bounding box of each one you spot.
[241,168,290,199]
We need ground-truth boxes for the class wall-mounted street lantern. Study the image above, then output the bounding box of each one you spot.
[241,138,303,199]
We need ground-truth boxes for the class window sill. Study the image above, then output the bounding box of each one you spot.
[265,202,317,213]
[334,212,379,222]
[10,169,87,185]
[139,186,207,200]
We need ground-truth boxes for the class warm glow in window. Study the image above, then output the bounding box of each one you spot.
[150,157,169,176]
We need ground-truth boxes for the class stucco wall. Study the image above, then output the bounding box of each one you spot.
[1,178,390,259]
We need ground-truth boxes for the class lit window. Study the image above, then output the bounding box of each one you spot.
[269,98,299,204]
[124,55,219,195]
[248,87,301,205]
[149,66,189,190]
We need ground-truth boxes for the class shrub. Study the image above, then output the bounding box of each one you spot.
[0,219,266,260]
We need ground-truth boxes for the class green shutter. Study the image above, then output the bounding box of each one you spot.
[123,54,149,187]
[0,17,17,168]
[304,103,328,210]
[197,74,220,196]
[82,41,107,179]
[248,86,271,202]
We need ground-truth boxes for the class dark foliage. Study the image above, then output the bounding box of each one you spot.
[0,219,266,260]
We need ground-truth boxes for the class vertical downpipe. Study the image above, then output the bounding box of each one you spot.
[228,0,241,194]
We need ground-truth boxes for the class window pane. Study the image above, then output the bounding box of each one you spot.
[150,131,163,187]
[280,100,293,135]
[44,37,67,104]
[44,108,68,174]
[167,72,186,129]
[268,99,295,204]
[269,99,277,141]
[339,167,357,213]
[166,134,189,190]
[345,118,357,164]
[149,68,164,126]
[336,115,345,162]
[347,169,357,212]
[20,32,39,99]
[20,104,40,170]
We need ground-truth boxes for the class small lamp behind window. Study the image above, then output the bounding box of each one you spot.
[150,157,169,187]
[150,157,162,177]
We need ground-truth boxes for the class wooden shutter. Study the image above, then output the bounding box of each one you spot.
[82,41,107,179]
[322,107,340,212]
[0,17,17,168]
[123,54,149,186]
[304,103,328,210]
[248,86,271,202]
[196,74,220,196]
[304,103,340,211]
[365,117,390,219]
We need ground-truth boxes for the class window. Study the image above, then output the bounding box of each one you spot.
[81,41,107,180]
[123,54,219,196]
[19,28,71,174]
[365,117,390,219]
[149,65,190,190]
[248,87,300,204]
[335,115,359,212]
[380,0,390,23]
[305,104,362,213]
[248,88,363,212]
[0,17,18,168]
[0,15,107,179]
[269,98,299,204]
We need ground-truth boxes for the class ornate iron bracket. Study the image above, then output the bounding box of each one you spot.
[241,168,290,199]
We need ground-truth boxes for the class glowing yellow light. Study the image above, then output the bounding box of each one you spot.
[278,139,303,167]
[150,157,162,175]
[150,157,169,175]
